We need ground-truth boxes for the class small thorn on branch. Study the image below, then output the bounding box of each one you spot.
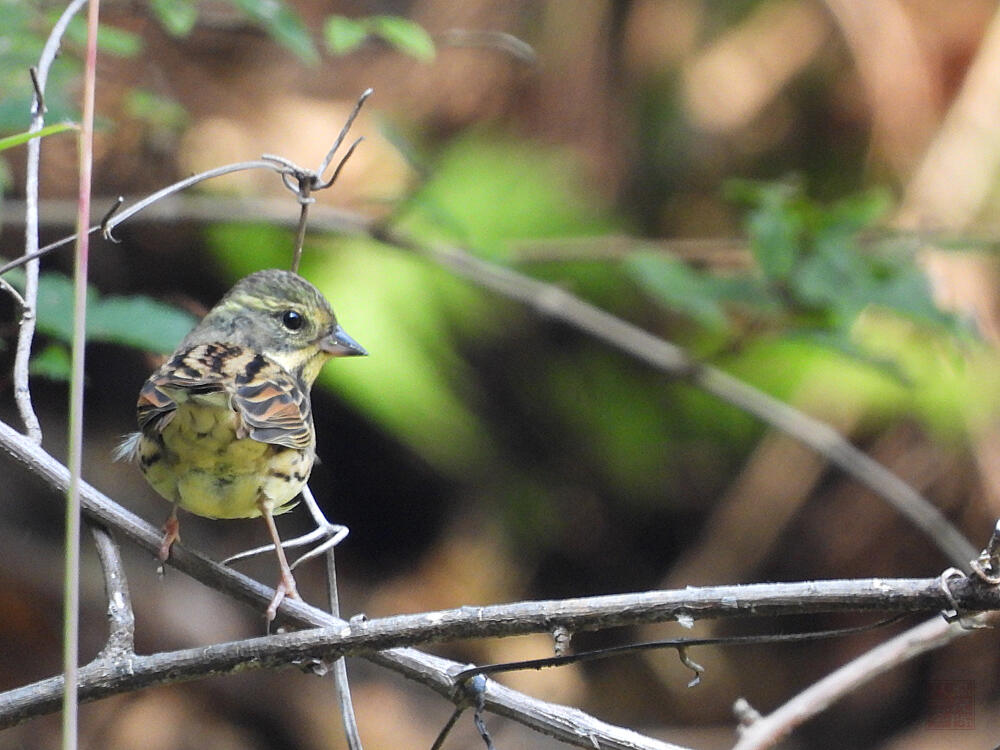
[971,519,1000,585]
[551,625,572,656]
[29,66,45,114]
[100,196,124,242]
[733,697,762,728]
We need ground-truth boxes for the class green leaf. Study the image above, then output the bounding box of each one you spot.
[87,295,198,353]
[368,16,435,61]
[29,343,71,381]
[792,245,865,311]
[824,189,891,233]
[150,0,199,37]
[865,266,960,331]
[65,18,143,57]
[4,267,198,353]
[225,0,319,64]
[745,186,805,282]
[123,90,188,131]
[0,122,77,153]
[323,15,368,55]
[625,252,730,330]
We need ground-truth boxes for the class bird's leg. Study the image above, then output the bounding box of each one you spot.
[158,505,180,562]
[258,498,299,623]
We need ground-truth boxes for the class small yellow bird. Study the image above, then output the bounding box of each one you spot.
[117,269,366,618]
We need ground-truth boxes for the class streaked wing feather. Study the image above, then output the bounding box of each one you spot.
[233,367,313,450]
[136,347,228,431]
[135,344,311,449]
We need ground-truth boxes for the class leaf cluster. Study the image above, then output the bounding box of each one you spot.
[628,180,964,356]
[0,1,431,138]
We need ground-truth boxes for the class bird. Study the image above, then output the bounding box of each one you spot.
[116,268,366,621]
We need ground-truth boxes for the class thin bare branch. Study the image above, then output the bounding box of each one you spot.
[17,0,88,444]
[0,417,681,750]
[89,525,135,657]
[438,29,538,64]
[3,558,994,734]
[731,615,974,750]
[316,88,372,180]
[0,226,99,277]
[455,616,910,682]
[306,485,363,750]
[101,160,286,241]
[430,706,466,750]
[0,278,27,309]
[265,89,370,272]
[511,236,751,266]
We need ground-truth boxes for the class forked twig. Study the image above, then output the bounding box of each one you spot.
[264,87,372,272]
[732,615,969,750]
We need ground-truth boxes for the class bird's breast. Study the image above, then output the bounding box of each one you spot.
[140,398,313,519]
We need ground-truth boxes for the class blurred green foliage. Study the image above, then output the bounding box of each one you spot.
[3,266,198,380]
[148,0,198,37]
[0,2,85,132]
[223,0,318,65]
[324,15,436,61]
[195,133,987,506]
[0,0,430,135]
[629,180,964,352]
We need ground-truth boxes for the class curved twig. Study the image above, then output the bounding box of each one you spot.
[89,524,135,656]
[16,0,88,444]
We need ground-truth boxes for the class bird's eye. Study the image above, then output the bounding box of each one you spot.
[281,310,305,331]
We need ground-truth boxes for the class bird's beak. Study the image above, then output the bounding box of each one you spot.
[321,325,368,357]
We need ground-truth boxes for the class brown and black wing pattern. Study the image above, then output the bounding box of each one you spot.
[231,351,313,450]
[136,343,313,450]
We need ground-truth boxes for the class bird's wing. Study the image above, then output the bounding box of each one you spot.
[231,355,314,450]
[136,344,313,451]
[136,344,230,431]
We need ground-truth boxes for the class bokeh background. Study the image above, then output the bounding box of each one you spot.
[3,1,1000,748]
